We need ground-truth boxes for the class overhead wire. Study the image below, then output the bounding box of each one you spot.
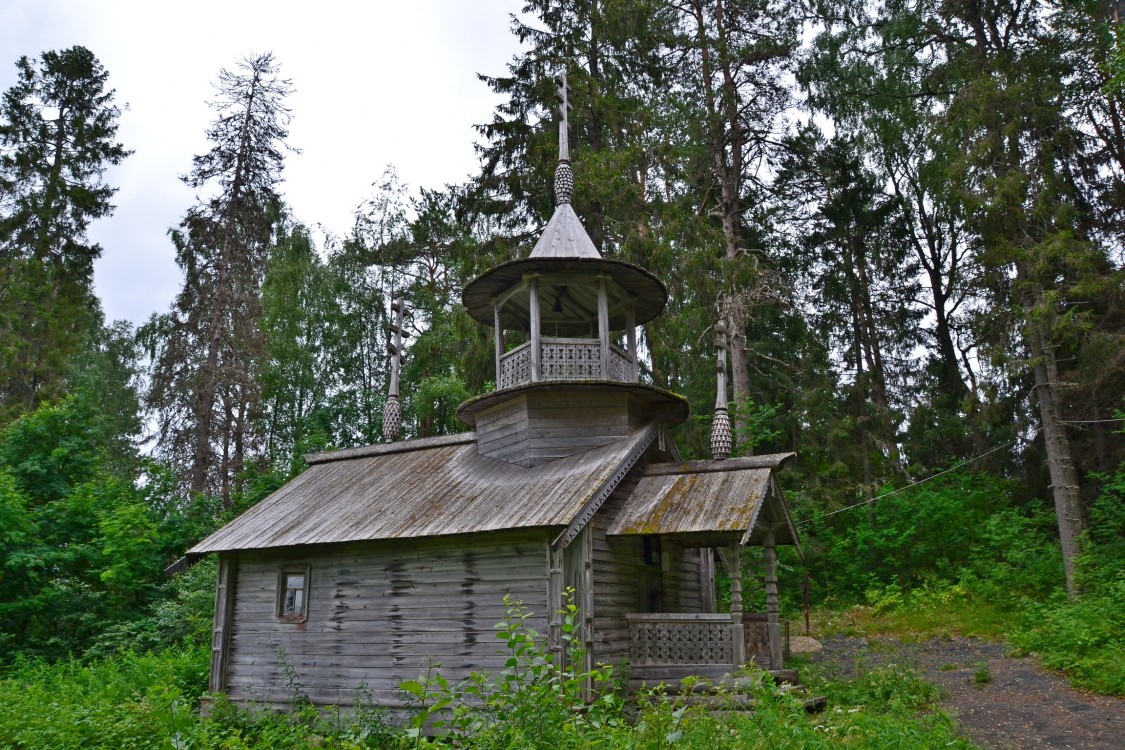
[794,431,1034,526]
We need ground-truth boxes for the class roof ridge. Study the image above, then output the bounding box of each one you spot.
[643,453,795,477]
[303,432,476,465]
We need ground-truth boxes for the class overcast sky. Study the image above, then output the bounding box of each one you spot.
[1,0,527,325]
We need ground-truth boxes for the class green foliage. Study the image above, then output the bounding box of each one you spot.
[812,452,1125,694]
[0,595,988,750]
[1007,575,1125,695]
[0,646,207,750]
[87,557,218,658]
[0,645,398,749]
[1002,461,1125,695]
[0,392,214,662]
[398,592,624,748]
[798,470,1027,603]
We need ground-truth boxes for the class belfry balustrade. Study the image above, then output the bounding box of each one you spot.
[491,272,641,389]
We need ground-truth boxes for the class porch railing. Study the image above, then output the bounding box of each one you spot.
[625,613,790,675]
[626,613,735,667]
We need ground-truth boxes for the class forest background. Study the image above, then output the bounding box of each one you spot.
[0,0,1123,746]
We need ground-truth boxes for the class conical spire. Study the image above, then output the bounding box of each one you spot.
[525,69,600,261]
[383,296,406,443]
[711,320,732,460]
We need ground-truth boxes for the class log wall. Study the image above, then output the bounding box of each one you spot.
[218,532,549,709]
[476,391,643,466]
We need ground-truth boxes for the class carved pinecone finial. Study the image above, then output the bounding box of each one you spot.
[711,319,731,460]
[711,409,732,461]
[383,395,401,443]
[555,160,574,205]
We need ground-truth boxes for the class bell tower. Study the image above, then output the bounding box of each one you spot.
[457,71,688,466]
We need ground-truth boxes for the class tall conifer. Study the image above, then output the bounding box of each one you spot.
[144,53,294,505]
[0,46,129,420]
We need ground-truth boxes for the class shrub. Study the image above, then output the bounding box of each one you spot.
[1008,573,1125,695]
[398,591,625,748]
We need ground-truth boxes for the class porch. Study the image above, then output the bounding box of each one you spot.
[603,454,802,691]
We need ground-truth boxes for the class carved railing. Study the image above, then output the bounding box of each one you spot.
[498,338,634,389]
[498,342,532,390]
[626,613,735,666]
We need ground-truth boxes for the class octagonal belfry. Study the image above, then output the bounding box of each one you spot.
[457,73,687,466]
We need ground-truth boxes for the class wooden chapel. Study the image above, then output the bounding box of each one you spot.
[185,73,800,711]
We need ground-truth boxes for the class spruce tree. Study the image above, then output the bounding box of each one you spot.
[0,46,129,421]
[144,53,294,505]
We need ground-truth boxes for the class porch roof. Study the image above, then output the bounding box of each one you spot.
[606,454,799,547]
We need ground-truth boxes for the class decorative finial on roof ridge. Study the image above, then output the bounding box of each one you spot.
[711,320,732,460]
[553,69,574,205]
[383,295,406,443]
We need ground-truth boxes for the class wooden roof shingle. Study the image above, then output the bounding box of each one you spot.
[188,427,656,555]
[607,454,799,546]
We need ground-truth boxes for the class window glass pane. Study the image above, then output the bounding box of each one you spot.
[280,572,307,617]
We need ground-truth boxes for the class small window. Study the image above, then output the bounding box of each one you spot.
[277,567,310,622]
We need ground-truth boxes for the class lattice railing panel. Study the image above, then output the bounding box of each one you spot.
[499,339,635,388]
[629,619,734,665]
[499,344,531,389]
[542,341,601,379]
[608,344,631,381]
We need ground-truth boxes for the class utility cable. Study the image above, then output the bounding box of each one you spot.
[794,431,1033,526]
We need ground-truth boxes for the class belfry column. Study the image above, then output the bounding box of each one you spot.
[493,303,503,386]
[528,277,541,381]
[626,301,637,381]
[597,277,610,378]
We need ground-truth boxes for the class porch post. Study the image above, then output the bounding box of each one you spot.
[763,530,783,669]
[547,542,564,669]
[727,544,746,667]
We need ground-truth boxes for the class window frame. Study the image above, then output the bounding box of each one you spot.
[276,565,311,623]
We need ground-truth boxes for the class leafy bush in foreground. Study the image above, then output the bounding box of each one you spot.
[0,598,982,749]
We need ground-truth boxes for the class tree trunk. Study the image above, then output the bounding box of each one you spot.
[1029,324,1086,600]
[689,0,755,451]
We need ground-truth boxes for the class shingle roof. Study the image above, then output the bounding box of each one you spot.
[188,428,654,555]
[606,454,798,546]
[528,203,601,259]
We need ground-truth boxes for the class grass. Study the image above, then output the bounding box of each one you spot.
[810,586,1013,644]
[808,576,1125,697]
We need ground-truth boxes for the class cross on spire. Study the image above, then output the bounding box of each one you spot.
[553,69,575,205]
[554,70,572,162]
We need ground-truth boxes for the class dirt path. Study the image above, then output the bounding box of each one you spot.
[809,636,1125,750]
